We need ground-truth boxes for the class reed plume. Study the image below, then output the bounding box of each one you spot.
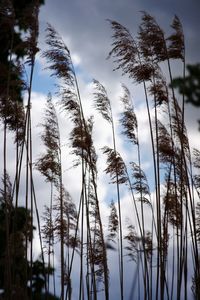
[107,200,119,243]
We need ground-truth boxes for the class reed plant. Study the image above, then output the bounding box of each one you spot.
[1,4,200,300]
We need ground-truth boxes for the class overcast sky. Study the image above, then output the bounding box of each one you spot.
[34,0,200,182]
[39,0,200,67]
[40,0,200,60]
[37,0,200,135]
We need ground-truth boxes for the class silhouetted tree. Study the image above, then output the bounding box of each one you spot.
[0,0,44,103]
[0,195,58,299]
[172,63,200,129]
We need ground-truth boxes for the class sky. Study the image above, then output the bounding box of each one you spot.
[34,0,200,205]
[1,0,200,299]
[37,1,200,298]
[37,0,200,149]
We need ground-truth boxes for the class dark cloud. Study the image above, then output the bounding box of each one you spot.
[40,0,200,65]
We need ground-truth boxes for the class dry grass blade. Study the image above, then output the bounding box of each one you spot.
[53,186,79,249]
[160,220,169,264]
[171,98,189,154]
[107,200,119,243]
[42,205,55,253]
[0,172,13,207]
[142,231,153,262]
[193,149,200,197]
[107,19,138,75]
[163,180,182,228]
[102,146,128,184]
[41,96,60,151]
[0,96,25,144]
[86,175,109,289]
[174,149,188,187]
[108,18,157,82]
[35,95,61,184]
[70,116,97,171]
[36,151,60,183]
[193,149,200,169]
[120,84,138,144]
[43,23,74,85]
[124,224,140,262]
[148,74,168,106]
[167,15,185,60]
[60,87,80,120]
[194,174,200,198]
[195,202,200,243]
[25,1,39,65]
[93,79,112,123]
[130,162,151,205]
[138,11,167,62]
[157,120,174,164]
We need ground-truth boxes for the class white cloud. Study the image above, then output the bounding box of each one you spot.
[71,53,82,66]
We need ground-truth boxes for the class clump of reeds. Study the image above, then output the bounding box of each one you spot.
[1,5,200,300]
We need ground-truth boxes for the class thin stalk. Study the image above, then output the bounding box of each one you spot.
[170,227,175,300]
[110,110,124,300]
[79,185,85,300]
[58,147,65,300]
[29,112,33,300]
[142,80,160,300]
[136,135,151,300]
[47,180,54,294]
[65,187,83,299]
[85,171,97,300]
[72,62,109,300]
[151,71,164,300]
[25,47,35,297]
[25,135,48,297]
[25,103,30,296]
[30,170,48,296]
[166,56,195,298]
